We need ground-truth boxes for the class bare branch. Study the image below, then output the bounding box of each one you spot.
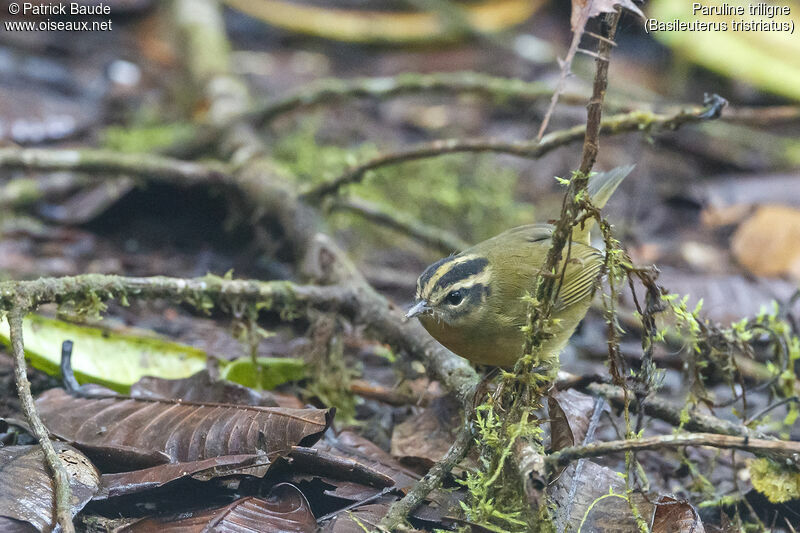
[329,196,468,253]
[8,310,75,533]
[546,432,800,474]
[247,71,578,125]
[0,147,231,186]
[579,11,621,175]
[379,420,474,530]
[586,382,773,440]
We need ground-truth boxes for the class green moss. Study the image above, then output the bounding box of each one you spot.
[272,117,531,254]
[102,123,196,154]
[750,458,800,504]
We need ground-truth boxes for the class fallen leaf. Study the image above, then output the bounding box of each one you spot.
[0,314,207,394]
[223,0,544,44]
[549,389,600,453]
[651,496,706,533]
[120,484,316,532]
[130,370,282,407]
[219,356,306,390]
[97,454,271,500]
[319,496,394,533]
[35,388,332,469]
[390,395,461,469]
[731,205,800,279]
[549,460,654,532]
[0,443,99,532]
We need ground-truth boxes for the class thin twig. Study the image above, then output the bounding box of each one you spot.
[546,432,800,474]
[579,11,620,175]
[246,71,584,126]
[329,196,468,253]
[302,102,721,202]
[378,416,474,531]
[8,310,75,533]
[0,147,231,185]
[537,1,592,140]
[587,382,772,441]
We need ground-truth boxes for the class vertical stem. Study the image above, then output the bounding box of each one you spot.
[579,11,621,175]
[9,310,75,533]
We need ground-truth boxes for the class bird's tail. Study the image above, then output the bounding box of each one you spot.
[572,164,634,244]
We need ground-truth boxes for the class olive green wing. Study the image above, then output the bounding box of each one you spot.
[480,224,602,324]
[553,243,603,312]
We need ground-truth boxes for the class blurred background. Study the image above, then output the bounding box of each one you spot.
[0,0,799,528]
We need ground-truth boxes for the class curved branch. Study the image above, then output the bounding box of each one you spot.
[329,196,468,253]
[302,102,724,202]
[546,432,800,474]
[9,311,75,533]
[379,421,474,530]
[246,71,583,126]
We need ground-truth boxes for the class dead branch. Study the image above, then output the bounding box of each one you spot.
[302,101,725,202]
[546,432,800,474]
[247,71,580,126]
[579,11,621,174]
[8,310,75,533]
[586,382,773,441]
[379,420,474,531]
[0,147,231,185]
[329,196,468,253]
[722,104,800,126]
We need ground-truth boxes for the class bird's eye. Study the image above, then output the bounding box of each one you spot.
[445,290,464,306]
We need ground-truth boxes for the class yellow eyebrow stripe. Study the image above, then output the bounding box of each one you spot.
[421,254,483,296]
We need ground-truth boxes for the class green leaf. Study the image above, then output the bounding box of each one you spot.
[0,314,207,394]
[219,357,306,390]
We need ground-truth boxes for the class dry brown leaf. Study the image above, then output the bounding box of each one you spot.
[0,443,100,532]
[731,205,800,279]
[97,454,271,500]
[651,496,705,533]
[549,389,599,453]
[390,396,461,469]
[35,388,332,470]
[130,370,282,407]
[549,460,654,532]
[120,484,316,532]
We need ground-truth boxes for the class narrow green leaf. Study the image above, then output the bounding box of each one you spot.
[219,357,306,390]
[0,314,207,393]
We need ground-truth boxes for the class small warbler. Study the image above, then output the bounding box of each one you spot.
[406,166,633,367]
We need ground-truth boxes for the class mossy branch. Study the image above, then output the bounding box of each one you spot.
[8,310,75,533]
[302,100,727,202]
[379,419,474,531]
[0,274,351,314]
[586,382,773,441]
[247,71,582,126]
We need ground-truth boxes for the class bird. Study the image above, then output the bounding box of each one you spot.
[405,166,633,367]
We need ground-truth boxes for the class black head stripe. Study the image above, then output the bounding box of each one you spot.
[433,257,489,293]
[418,255,455,294]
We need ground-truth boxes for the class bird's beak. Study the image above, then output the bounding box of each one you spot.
[405,300,431,320]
